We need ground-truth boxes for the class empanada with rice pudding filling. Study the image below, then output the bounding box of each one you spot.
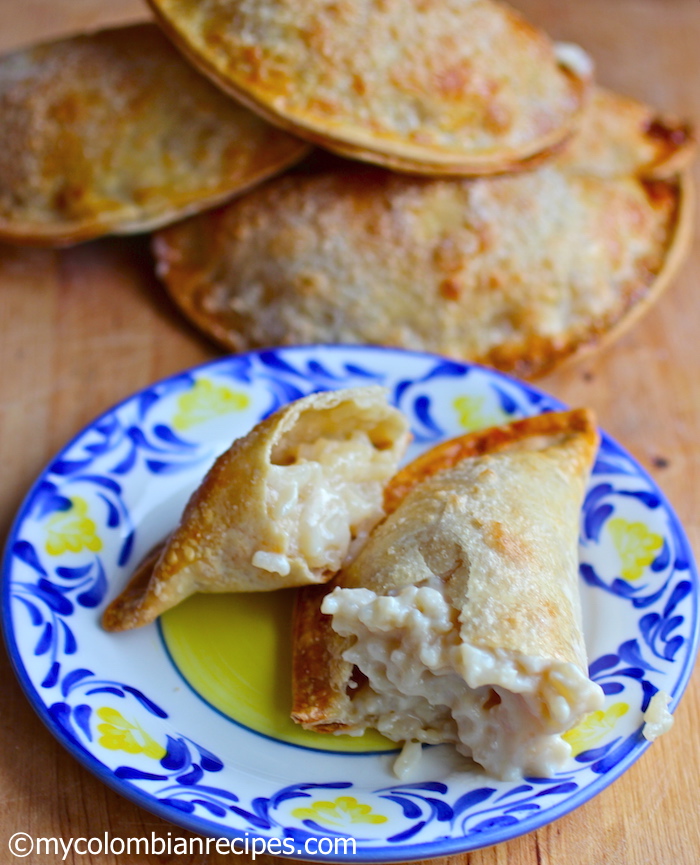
[103,386,410,631]
[292,409,605,780]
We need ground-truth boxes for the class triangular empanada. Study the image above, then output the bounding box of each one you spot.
[292,409,605,780]
[103,386,410,631]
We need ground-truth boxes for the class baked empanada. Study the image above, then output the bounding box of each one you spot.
[0,23,308,246]
[147,0,591,176]
[153,88,694,379]
[292,410,605,780]
[103,387,410,631]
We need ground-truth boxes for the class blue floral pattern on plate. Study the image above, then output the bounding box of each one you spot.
[3,345,698,862]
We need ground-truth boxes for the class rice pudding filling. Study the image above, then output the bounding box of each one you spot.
[323,583,604,780]
[258,429,399,577]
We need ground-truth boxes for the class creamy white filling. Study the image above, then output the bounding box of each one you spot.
[393,740,423,780]
[254,431,395,574]
[323,584,604,780]
[251,550,291,576]
[642,691,674,742]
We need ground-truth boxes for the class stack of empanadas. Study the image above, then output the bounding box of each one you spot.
[0,1,693,376]
[144,0,693,377]
[292,408,605,780]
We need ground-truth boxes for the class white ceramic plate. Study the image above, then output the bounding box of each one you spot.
[3,345,698,862]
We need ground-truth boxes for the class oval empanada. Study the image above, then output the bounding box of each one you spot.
[0,22,309,245]
[153,88,694,379]
[147,0,591,176]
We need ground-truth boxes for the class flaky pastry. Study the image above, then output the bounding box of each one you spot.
[103,387,410,631]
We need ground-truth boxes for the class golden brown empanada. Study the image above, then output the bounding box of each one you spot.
[147,0,591,176]
[0,23,309,246]
[103,387,410,631]
[292,410,605,780]
[153,88,694,379]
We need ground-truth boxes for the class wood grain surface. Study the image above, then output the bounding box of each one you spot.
[0,1,698,863]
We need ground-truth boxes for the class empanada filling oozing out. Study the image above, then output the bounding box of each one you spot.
[254,405,401,578]
[323,581,604,781]
[290,410,606,778]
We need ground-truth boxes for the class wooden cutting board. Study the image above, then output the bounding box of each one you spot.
[0,1,698,863]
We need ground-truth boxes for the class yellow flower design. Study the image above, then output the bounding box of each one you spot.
[292,796,388,828]
[562,702,629,757]
[608,517,663,581]
[46,496,102,556]
[173,379,250,431]
[96,707,166,760]
[453,395,506,432]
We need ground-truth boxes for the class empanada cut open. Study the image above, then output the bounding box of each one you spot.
[102,386,410,631]
[292,409,605,780]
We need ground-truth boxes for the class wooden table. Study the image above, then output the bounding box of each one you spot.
[0,1,698,863]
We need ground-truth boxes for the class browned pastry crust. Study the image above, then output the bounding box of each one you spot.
[291,408,599,733]
[383,406,598,515]
[291,581,353,733]
[153,88,694,379]
[146,0,592,176]
[0,22,309,245]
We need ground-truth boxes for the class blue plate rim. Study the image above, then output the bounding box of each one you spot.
[3,343,698,863]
